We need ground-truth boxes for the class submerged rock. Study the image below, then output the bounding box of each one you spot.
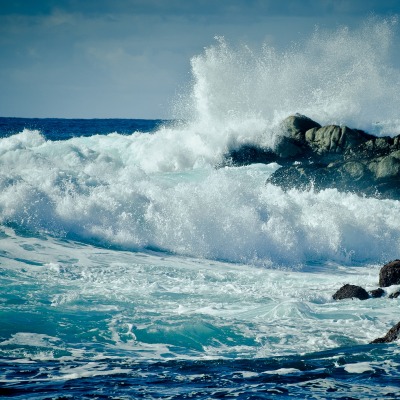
[379,260,400,287]
[369,288,385,298]
[371,321,400,344]
[332,284,369,301]
[223,113,400,200]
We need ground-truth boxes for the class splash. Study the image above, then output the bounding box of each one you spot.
[177,17,400,139]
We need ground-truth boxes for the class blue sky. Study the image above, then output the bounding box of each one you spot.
[1,0,399,118]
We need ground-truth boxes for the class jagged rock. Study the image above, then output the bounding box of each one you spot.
[369,288,385,298]
[270,116,400,199]
[369,152,400,180]
[338,161,367,181]
[389,291,400,299]
[370,321,400,344]
[379,260,400,287]
[332,284,369,301]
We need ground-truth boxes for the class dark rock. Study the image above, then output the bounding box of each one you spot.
[275,136,306,159]
[369,288,385,298]
[337,161,368,182]
[370,321,400,344]
[221,145,278,167]
[332,284,369,301]
[267,162,332,192]
[222,113,400,200]
[389,291,400,299]
[379,260,400,287]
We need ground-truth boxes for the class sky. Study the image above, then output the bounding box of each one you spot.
[1,0,399,119]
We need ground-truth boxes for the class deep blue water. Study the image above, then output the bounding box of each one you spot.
[0,117,167,140]
[2,345,400,399]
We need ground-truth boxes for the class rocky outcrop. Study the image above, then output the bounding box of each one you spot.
[371,321,400,344]
[224,114,400,200]
[379,260,400,287]
[332,284,369,301]
[329,262,400,343]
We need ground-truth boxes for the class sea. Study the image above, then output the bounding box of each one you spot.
[2,19,400,399]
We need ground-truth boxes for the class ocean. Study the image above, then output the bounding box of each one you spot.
[2,19,400,399]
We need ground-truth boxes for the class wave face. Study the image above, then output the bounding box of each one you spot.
[1,129,400,267]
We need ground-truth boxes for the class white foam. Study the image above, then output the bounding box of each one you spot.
[58,362,131,380]
[1,149,400,266]
[263,368,301,375]
[344,362,375,374]
[0,333,60,348]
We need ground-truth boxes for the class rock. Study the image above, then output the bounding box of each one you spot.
[332,284,369,301]
[275,136,305,158]
[370,152,400,180]
[222,145,278,167]
[267,162,333,192]
[370,321,400,344]
[222,114,400,199]
[379,260,400,287]
[338,161,367,182]
[389,291,400,299]
[369,288,385,298]
[281,113,321,141]
[305,125,372,162]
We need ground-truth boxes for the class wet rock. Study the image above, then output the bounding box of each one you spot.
[267,162,333,192]
[369,288,385,298]
[222,145,278,167]
[304,125,372,162]
[370,321,400,344]
[223,113,400,200]
[371,152,400,180]
[275,136,305,158]
[379,260,400,287]
[332,284,369,301]
[281,113,321,141]
[389,291,400,299]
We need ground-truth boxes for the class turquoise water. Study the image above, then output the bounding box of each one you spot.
[1,221,400,398]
